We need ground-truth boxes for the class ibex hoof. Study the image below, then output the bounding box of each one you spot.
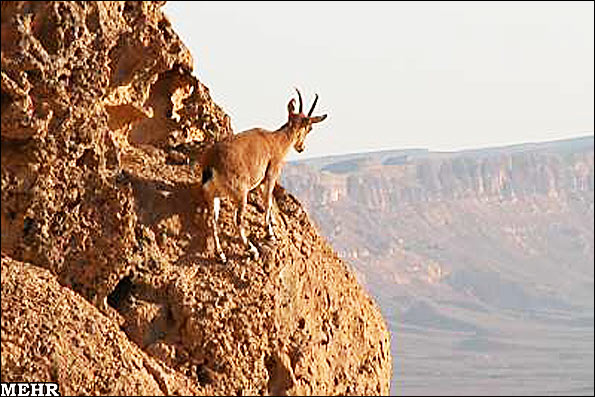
[218,252,227,263]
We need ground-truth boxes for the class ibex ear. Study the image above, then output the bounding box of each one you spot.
[287,98,296,115]
[310,114,327,124]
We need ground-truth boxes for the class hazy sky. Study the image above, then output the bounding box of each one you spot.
[164,1,594,160]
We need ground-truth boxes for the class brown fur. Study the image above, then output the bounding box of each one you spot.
[202,90,327,262]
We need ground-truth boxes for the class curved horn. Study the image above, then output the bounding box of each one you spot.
[308,93,319,117]
[287,98,296,115]
[295,87,303,114]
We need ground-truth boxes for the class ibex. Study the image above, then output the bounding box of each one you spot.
[201,88,327,262]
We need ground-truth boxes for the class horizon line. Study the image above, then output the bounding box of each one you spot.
[288,133,594,163]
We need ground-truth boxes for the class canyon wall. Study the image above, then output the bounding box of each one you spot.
[284,139,594,211]
[283,137,594,393]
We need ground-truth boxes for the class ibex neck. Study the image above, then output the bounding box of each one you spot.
[274,122,299,154]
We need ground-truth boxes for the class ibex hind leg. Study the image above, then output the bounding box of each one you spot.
[236,192,259,260]
[209,195,226,263]
[202,168,226,262]
[264,186,277,242]
[263,168,279,242]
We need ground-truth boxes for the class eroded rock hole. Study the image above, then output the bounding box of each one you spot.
[297,318,305,330]
[31,9,61,55]
[265,353,294,396]
[107,275,133,310]
[195,363,212,386]
[23,216,35,236]
[25,69,43,83]
[76,148,98,169]
[85,7,100,32]
[157,18,172,41]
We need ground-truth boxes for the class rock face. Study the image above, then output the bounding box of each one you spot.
[1,256,200,396]
[1,1,391,395]
[282,137,594,394]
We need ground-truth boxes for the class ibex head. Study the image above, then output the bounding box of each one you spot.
[287,88,327,153]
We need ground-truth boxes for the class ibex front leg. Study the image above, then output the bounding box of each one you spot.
[262,162,283,242]
[236,191,259,260]
[263,177,277,242]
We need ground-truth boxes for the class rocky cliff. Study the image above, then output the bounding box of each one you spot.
[282,137,594,394]
[1,2,391,394]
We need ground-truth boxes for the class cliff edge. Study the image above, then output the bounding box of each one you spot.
[1,1,391,394]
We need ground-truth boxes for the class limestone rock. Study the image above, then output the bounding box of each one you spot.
[1,1,392,394]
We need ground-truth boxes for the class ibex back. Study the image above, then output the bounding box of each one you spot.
[201,88,327,262]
